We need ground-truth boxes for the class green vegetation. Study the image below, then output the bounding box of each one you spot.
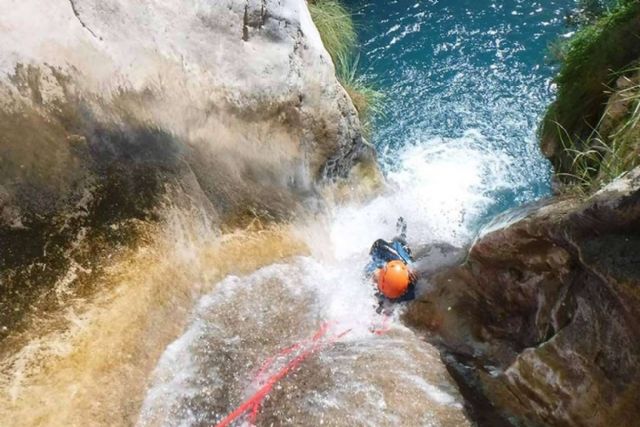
[541,0,640,194]
[554,101,640,196]
[308,0,357,64]
[552,69,640,195]
[309,0,383,134]
[334,52,384,136]
[547,1,627,64]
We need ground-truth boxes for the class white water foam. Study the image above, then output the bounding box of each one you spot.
[138,256,469,426]
[327,130,512,260]
[138,131,515,425]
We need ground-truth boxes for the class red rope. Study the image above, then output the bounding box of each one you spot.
[252,342,301,385]
[214,317,390,427]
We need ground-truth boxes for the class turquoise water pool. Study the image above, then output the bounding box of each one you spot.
[346,0,575,224]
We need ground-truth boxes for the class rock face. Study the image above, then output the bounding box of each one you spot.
[406,167,640,426]
[0,0,372,338]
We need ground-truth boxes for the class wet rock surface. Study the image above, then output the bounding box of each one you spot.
[406,167,640,426]
[0,0,373,339]
[412,242,467,280]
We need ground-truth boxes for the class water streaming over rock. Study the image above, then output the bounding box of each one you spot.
[137,148,489,425]
[137,1,577,425]
[0,1,579,425]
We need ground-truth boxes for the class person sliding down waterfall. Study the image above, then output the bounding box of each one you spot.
[365,217,417,311]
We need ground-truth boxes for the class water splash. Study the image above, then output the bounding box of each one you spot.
[329,130,513,260]
[137,125,515,425]
[1,1,579,425]
[138,256,470,426]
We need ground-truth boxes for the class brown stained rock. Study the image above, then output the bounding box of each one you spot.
[0,0,375,341]
[405,167,640,426]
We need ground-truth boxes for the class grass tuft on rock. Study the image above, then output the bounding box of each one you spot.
[309,0,357,63]
[334,52,384,137]
[309,0,383,134]
[553,68,640,195]
[540,0,640,194]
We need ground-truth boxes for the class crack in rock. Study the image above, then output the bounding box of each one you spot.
[68,0,102,40]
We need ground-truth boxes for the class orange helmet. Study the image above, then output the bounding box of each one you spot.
[377,260,411,299]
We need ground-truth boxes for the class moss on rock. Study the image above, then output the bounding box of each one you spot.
[540,0,640,189]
